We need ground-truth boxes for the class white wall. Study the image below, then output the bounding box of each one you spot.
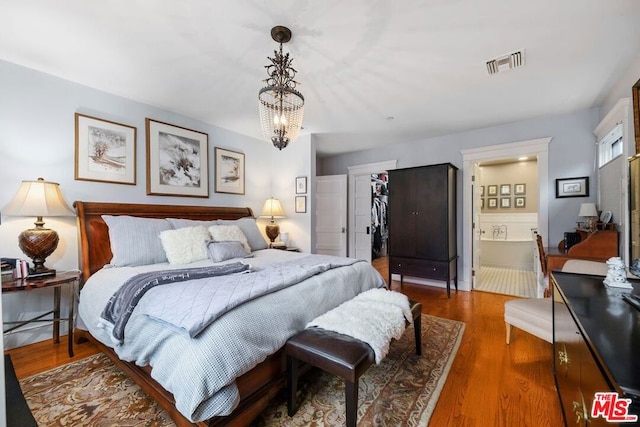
[0,60,313,348]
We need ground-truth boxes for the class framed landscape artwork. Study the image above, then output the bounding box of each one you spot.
[75,113,136,185]
[146,118,209,197]
[295,196,307,213]
[215,147,245,195]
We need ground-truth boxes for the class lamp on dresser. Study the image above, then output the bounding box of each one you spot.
[578,202,598,232]
[2,178,75,277]
[259,197,286,245]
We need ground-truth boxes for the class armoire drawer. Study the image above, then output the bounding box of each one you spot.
[390,257,449,280]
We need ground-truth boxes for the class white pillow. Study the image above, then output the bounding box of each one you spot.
[159,226,211,265]
[218,217,268,251]
[207,225,251,254]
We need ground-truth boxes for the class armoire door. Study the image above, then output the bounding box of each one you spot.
[415,164,449,260]
[388,169,417,257]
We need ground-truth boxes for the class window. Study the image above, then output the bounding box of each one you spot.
[598,123,623,167]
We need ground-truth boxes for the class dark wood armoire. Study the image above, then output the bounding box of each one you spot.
[388,163,458,297]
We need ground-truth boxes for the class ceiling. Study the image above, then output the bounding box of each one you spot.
[1,1,639,157]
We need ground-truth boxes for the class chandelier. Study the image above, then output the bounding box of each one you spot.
[258,26,304,150]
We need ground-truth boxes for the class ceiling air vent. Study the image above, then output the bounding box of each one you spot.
[486,50,525,75]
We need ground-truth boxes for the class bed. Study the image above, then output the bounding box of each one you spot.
[74,201,385,426]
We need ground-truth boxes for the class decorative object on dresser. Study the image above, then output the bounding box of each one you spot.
[259,197,285,244]
[258,25,304,150]
[388,163,458,297]
[552,271,640,425]
[214,147,245,195]
[74,113,137,185]
[2,178,75,277]
[145,118,209,197]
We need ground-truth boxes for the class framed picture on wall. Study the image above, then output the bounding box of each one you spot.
[555,176,589,198]
[75,113,137,185]
[214,147,245,195]
[296,176,307,194]
[514,183,526,195]
[480,185,485,197]
[488,185,498,196]
[481,198,485,209]
[295,196,307,213]
[500,197,511,208]
[488,197,498,209]
[146,118,209,197]
[515,197,526,208]
[500,184,511,196]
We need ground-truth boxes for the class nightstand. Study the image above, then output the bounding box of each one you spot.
[2,270,81,357]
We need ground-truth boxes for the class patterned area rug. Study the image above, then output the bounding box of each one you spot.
[20,314,464,427]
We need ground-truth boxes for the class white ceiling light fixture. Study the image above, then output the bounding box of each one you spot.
[486,50,525,75]
[258,26,305,150]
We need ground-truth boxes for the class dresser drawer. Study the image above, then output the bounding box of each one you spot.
[390,257,449,280]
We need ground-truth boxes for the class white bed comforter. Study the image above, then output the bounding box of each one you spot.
[78,249,385,422]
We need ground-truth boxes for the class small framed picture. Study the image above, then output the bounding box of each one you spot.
[555,177,589,198]
[296,176,307,194]
[295,196,307,213]
[215,147,245,195]
[480,185,485,197]
[75,113,137,185]
[146,118,208,197]
[500,184,511,196]
[488,197,498,209]
[488,185,498,196]
[514,183,526,195]
[515,197,526,208]
[500,197,511,208]
[481,198,485,209]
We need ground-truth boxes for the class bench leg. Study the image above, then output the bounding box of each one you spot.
[287,355,299,416]
[345,380,358,427]
[414,315,422,355]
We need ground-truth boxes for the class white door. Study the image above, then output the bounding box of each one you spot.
[315,175,347,256]
[472,163,482,289]
[354,174,372,262]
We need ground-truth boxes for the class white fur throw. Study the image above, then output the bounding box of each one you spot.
[306,289,412,364]
[159,226,211,265]
[207,225,251,254]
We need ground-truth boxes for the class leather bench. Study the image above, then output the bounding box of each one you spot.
[285,299,422,427]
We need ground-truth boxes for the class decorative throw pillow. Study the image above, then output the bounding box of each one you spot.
[205,240,252,263]
[159,226,211,265]
[207,225,251,254]
[218,217,268,251]
[102,215,173,267]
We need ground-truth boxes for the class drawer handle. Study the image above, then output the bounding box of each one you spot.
[572,392,589,423]
[558,350,569,365]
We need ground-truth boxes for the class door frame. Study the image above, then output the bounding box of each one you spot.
[461,138,551,291]
[347,160,398,258]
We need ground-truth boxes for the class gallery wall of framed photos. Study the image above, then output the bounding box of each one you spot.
[478,160,538,214]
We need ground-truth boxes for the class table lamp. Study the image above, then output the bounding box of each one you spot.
[578,203,598,232]
[2,178,75,277]
[259,197,285,245]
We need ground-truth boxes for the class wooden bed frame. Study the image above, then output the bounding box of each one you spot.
[74,201,290,426]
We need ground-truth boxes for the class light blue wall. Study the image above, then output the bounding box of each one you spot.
[0,60,312,348]
[319,108,601,246]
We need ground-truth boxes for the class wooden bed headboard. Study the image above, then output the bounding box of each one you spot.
[74,201,254,281]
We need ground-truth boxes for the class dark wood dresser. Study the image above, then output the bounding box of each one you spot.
[551,271,640,426]
[388,163,458,297]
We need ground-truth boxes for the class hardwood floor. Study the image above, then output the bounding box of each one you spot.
[7,257,563,427]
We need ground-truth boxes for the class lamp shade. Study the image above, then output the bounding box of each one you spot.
[578,203,598,218]
[259,198,285,220]
[3,178,75,217]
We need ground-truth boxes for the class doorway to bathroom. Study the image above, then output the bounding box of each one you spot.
[474,158,538,297]
[461,138,550,298]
